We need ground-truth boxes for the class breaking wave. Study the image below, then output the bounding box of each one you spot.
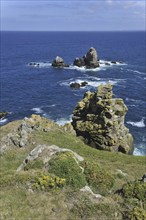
[127,118,145,128]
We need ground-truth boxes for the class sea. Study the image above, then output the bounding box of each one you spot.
[0,31,146,156]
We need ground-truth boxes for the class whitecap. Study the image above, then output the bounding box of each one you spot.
[28,62,52,68]
[126,69,146,75]
[31,107,43,114]
[126,117,145,128]
[133,148,145,156]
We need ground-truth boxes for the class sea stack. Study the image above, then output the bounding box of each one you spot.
[72,83,133,154]
[73,47,100,68]
[52,56,69,68]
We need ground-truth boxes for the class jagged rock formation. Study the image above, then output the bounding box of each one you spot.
[72,83,133,154]
[0,114,59,153]
[52,56,69,67]
[73,47,99,68]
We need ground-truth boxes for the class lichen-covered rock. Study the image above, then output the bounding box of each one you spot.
[73,47,99,69]
[72,83,133,154]
[0,114,58,153]
[52,56,69,68]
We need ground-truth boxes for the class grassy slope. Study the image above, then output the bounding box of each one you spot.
[0,120,146,219]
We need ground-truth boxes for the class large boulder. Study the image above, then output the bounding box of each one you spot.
[52,56,69,68]
[73,47,100,68]
[72,84,133,154]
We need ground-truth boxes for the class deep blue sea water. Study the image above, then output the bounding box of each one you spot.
[1,31,146,155]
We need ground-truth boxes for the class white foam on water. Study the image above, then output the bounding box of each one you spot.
[59,76,118,88]
[127,117,145,128]
[125,98,145,104]
[28,62,52,68]
[0,118,8,125]
[32,107,43,114]
[66,65,103,72]
[56,115,72,126]
[126,69,146,75]
[133,147,145,156]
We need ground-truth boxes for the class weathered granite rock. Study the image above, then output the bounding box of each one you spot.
[73,47,99,69]
[52,56,69,68]
[72,83,133,154]
[0,114,58,153]
[73,57,85,67]
[17,144,84,172]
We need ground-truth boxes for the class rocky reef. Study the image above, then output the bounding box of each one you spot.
[74,47,99,68]
[70,81,88,89]
[52,56,69,68]
[72,83,133,154]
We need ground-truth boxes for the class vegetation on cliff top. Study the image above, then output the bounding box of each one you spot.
[0,115,146,219]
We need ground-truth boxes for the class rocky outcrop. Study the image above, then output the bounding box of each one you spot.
[72,83,133,154]
[0,114,58,153]
[73,47,99,69]
[52,56,69,68]
[70,81,88,89]
[17,144,84,172]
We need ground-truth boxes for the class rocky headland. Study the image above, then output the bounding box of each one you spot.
[72,83,133,154]
[0,84,145,220]
[0,112,145,219]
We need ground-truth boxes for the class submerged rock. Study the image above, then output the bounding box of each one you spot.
[72,83,133,154]
[52,56,69,68]
[73,47,99,69]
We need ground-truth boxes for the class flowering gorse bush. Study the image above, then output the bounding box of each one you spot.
[32,175,66,191]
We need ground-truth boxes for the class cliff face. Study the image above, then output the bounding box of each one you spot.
[72,84,133,154]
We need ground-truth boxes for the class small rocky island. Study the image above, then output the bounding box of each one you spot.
[52,56,69,68]
[72,83,133,154]
[73,47,99,68]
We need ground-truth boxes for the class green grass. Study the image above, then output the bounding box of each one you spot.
[0,119,146,219]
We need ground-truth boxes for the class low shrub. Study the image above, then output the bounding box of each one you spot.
[82,160,114,195]
[127,206,146,220]
[48,152,86,189]
[121,181,146,201]
[32,174,66,191]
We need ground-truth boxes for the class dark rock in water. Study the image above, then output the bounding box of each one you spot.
[52,56,69,68]
[70,82,81,89]
[73,58,85,67]
[0,112,8,119]
[70,81,88,89]
[105,62,111,66]
[73,47,100,69]
[72,83,133,154]
[81,81,88,87]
